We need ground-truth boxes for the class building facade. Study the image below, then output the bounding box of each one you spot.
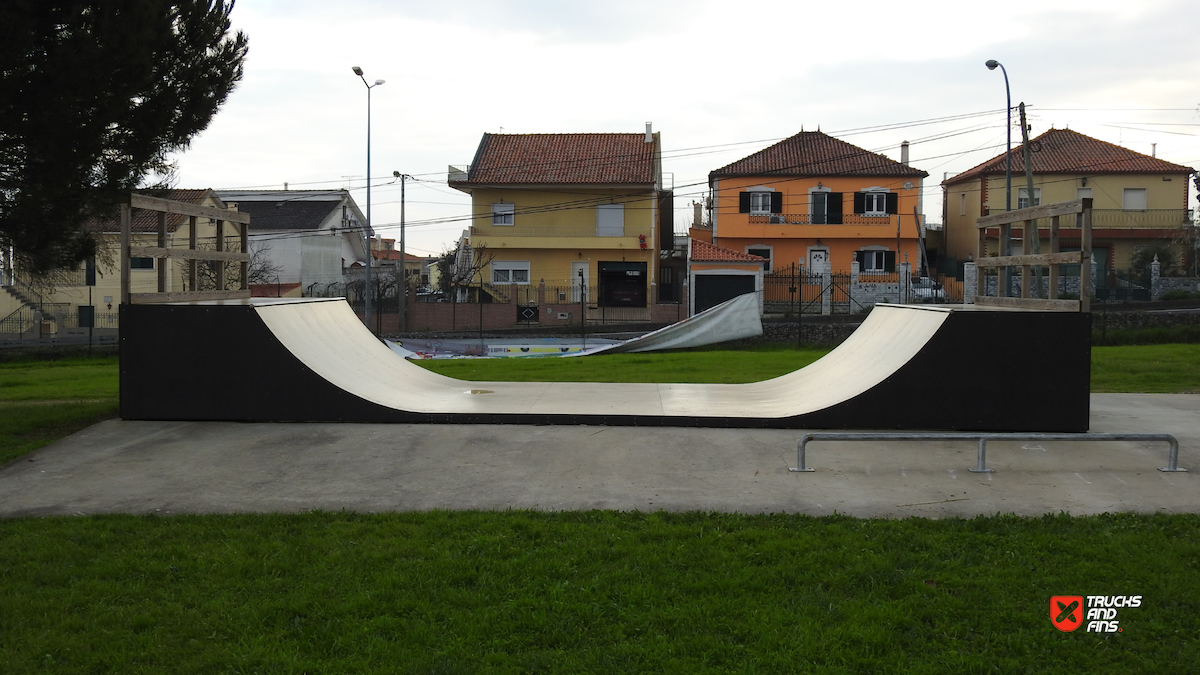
[708,131,928,275]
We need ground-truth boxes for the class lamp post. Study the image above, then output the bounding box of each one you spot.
[986,59,1012,296]
[352,66,385,333]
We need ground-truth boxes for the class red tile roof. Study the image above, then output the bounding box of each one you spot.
[87,189,223,233]
[945,128,1195,184]
[371,250,425,262]
[454,133,658,185]
[710,131,927,181]
[691,239,767,264]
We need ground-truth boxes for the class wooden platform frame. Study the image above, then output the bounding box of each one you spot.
[120,193,252,304]
[975,198,1092,312]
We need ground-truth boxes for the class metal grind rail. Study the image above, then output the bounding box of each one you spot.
[790,433,1185,474]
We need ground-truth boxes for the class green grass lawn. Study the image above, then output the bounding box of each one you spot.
[2,510,1197,673]
[413,344,829,384]
[0,356,119,467]
[2,345,1199,672]
[1091,343,1200,393]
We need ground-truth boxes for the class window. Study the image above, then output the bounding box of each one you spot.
[738,188,781,215]
[491,261,530,284]
[130,257,154,270]
[810,189,844,224]
[1123,188,1147,211]
[492,203,514,225]
[959,193,967,216]
[855,249,895,273]
[749,192,772,215]
[852,190,893,218]
[747,247,772,271]
[596,204,625,236]
[1017,187,1041,209]
[865,192,887,215]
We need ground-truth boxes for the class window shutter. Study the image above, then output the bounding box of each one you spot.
[884,251,896,273]
[853,192,865,214]
[770,192,783,214]
[886,193,899,214]
[827,193,843,224]
[739,192,751,213]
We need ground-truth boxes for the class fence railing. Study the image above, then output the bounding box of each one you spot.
[748,214,897,226]
[468,223,654,239]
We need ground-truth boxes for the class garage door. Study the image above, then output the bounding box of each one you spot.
[694,275,755,313]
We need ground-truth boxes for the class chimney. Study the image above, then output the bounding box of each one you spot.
[1152,143,1157,158]
[900,141,910,166]
[693,201,702,227]
[645,122,653,143]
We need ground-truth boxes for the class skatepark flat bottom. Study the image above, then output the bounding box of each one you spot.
[1,394,1196,519]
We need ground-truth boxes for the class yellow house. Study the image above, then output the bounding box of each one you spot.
[708,131,928,275]
[448,129,671,310]
[941,128,1196,278]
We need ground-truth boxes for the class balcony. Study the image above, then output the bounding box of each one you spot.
[1090,209,1192,229]
[448,165,469,183]
[981,209,1192,230]
[747,213,899,226]
[470,223,652,239]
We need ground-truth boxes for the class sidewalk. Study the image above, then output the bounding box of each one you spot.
[1,394,1196,518]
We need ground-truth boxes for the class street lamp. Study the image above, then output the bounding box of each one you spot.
[986,59,1013,296]
[985,60,1012,213]
[352,66,385,334]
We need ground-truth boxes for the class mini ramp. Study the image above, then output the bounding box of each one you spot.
[120,298,1090,431]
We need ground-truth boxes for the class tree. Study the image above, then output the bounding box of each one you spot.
[187,240,282,292]
[0,1,248,274]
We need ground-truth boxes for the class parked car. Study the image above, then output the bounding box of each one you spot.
[911,277,945,303]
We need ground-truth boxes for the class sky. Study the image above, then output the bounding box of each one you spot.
[174,0,1200,259]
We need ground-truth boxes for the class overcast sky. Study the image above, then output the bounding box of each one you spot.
[174,0,1200,258]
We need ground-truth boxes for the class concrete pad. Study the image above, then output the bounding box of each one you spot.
[1,393,1197,519]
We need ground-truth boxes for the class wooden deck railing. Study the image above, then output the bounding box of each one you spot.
[121,193,252,304]
[974,198,1092,312]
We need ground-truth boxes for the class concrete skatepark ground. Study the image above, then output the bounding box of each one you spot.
[1,393,1196,519]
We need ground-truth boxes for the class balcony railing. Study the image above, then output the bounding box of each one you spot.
[982,209,1192,230]
[448,165,469,183]
[469,224,652,239]
[747,213,901,226]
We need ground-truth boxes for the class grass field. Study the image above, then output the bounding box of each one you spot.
[2,510,1198,673]
[0,356,119,467]
[1,345,1198,672]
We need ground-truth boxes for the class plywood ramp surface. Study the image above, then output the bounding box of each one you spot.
[254,300,948,421]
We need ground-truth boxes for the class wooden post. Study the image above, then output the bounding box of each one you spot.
[1020,219,1032,298]
[999,223,1011,297]
[188,215,198,292]
[1048,215,1060,299]
[977,226,987,300]
[239,221,249,291]
[120,203,132,305]
[1080,199,1092,313]
[157,211,168,293]
[215,219,225,292]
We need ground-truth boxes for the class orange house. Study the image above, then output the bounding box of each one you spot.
[708,131,928,275]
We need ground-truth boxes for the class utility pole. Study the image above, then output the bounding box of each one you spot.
[1019,102,1044,297]
[393,172,413,333]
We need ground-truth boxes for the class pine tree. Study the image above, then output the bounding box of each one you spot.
[0,1,249,273]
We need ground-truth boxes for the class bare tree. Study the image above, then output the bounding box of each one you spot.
[186,240,283,291]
